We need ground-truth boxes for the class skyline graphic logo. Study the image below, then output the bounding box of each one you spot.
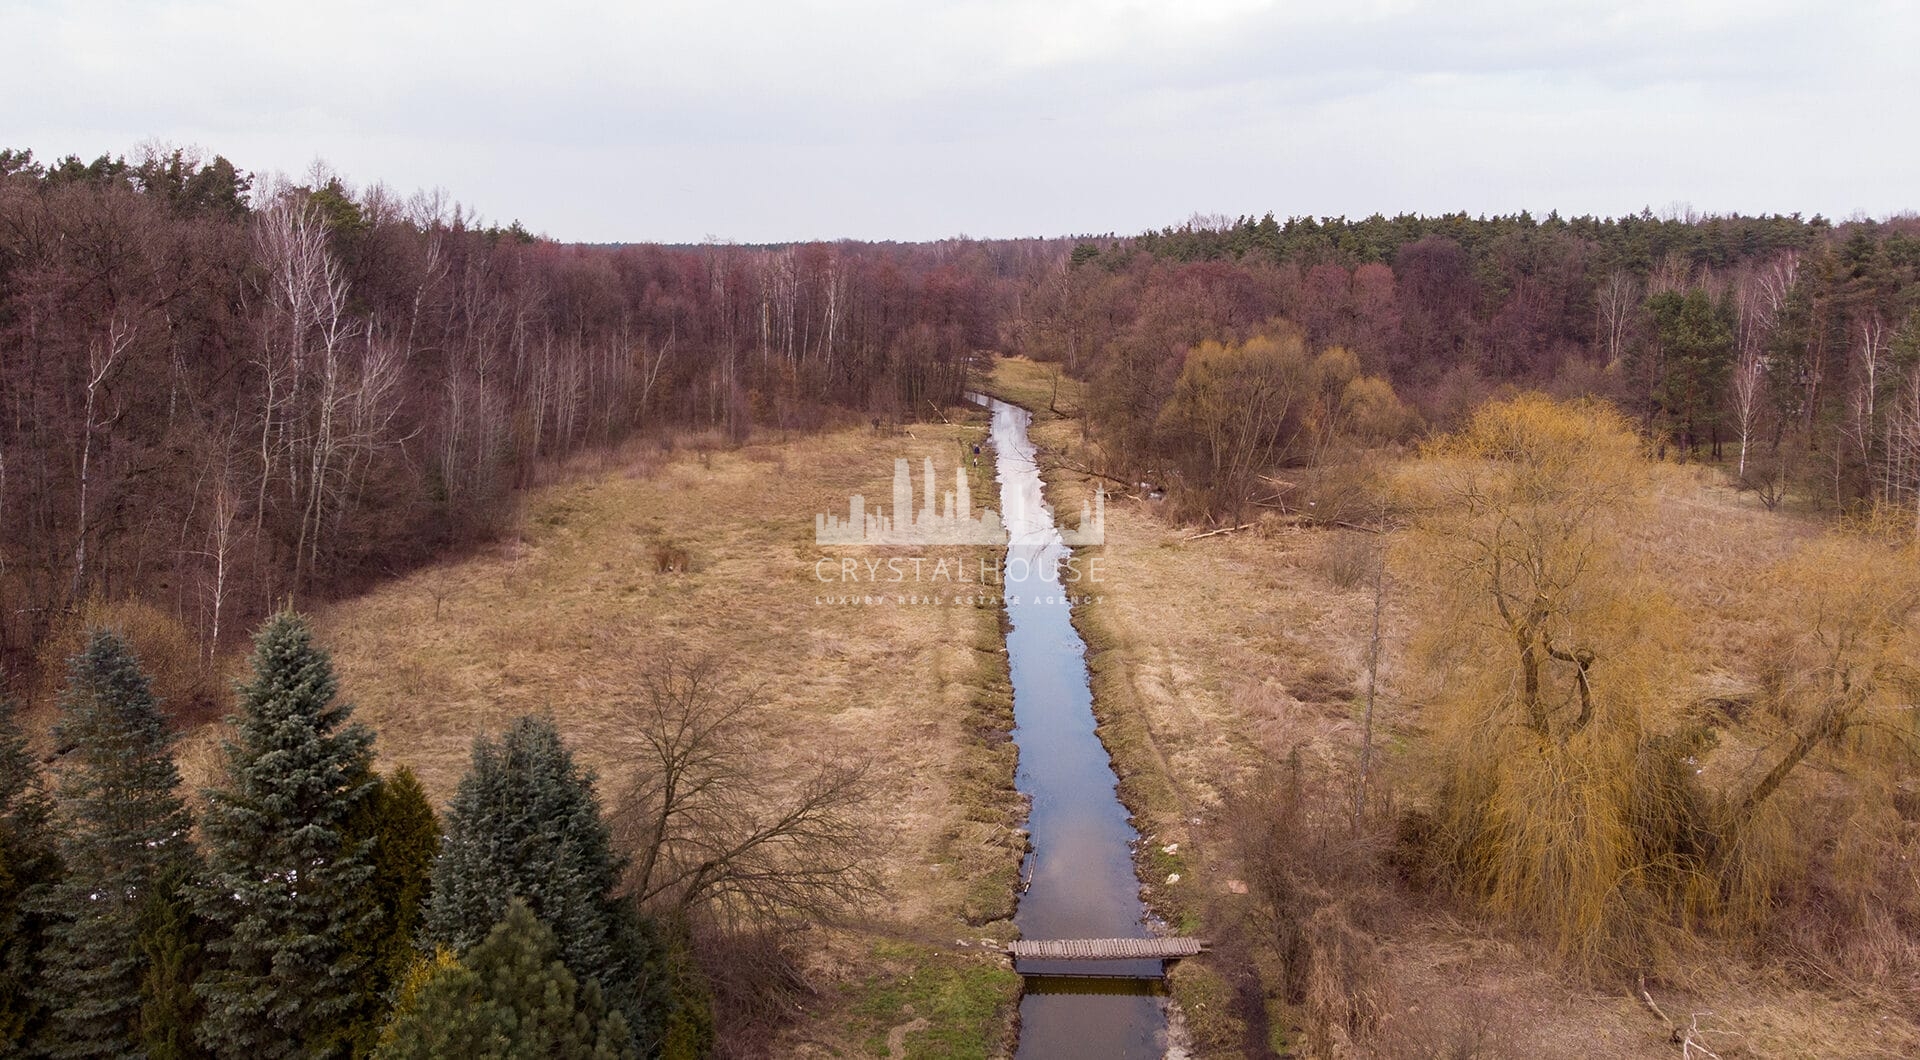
[814,456,1106,546]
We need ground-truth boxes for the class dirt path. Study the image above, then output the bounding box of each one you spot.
[885,1017,929,1058]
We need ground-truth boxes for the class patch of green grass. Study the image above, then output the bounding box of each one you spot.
[1074,602,1183,825]
[979,356,1083,420]
[944,605,1023,927]
[1143,842,1189,890]
[1266,997,1297,1056]
[1167,962,1246,1056]
[847,942,1021,1058]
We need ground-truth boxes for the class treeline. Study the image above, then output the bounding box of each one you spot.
[1023,211,1920,524]
[1134,209,1819,273]
[0,146,1022,693]
[0,613,755,1058]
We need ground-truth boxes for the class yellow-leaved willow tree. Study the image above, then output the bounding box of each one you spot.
[1405,393,1920,979]
[1718,530,1920,975]
[1403,394,1699,972]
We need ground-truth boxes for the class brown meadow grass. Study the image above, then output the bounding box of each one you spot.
[176,416,1026,1056]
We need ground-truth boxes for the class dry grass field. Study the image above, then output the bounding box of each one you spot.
[175,415,1028,1056]
[986,356,1920,1058]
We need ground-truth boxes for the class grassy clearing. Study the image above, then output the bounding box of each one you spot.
[200,415,1027,1055]
[973,355,1077,421]
[844,941,1022,1058]
[988,356,1920,1057]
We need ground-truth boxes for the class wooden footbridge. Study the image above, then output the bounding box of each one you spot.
[1006,937,1207,976]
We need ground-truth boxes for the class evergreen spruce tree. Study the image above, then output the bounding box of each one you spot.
[374,900,633,1060]
[39,630,201,1060]
[194,614,379,1059]
[426,716,668,1054]
[0,694,62,1054]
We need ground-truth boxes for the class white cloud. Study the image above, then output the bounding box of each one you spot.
[3,0,1914,241]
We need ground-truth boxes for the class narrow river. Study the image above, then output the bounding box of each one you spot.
[985,396,1170,1058]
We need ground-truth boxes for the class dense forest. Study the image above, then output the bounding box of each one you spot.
[1019,209,1920,522]
[0,146,1019,697]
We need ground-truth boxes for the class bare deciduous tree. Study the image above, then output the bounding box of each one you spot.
[1730,271,1769,479]
[253,191,416,589]
[1889,370,1920,539]
[71,316,135,601]
[1850,315,1891,489]
[613,653,878,928]
[189,458,241,661]
[1648,251,1692,297]
[1596,269,1639,369]
[1732,533,1920,821]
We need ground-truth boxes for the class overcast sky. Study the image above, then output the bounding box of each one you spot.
[5,0,1916,243]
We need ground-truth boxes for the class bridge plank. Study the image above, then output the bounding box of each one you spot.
[1006,937,1206,961]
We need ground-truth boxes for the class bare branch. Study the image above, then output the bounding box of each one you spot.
[613,651,881,929]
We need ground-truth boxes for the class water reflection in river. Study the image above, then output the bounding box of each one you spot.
[984,397,1169,1059]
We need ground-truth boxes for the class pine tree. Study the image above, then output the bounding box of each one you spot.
[39,630,200,1059]
[194,613,379,1059]
[375,900,634,1060]
[340,766,440,1055]
[425,716,667,1054]
[660,937,714,1060]
[364,766,439,986]
[0,694,62,1054]
[135,866,207,1060]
